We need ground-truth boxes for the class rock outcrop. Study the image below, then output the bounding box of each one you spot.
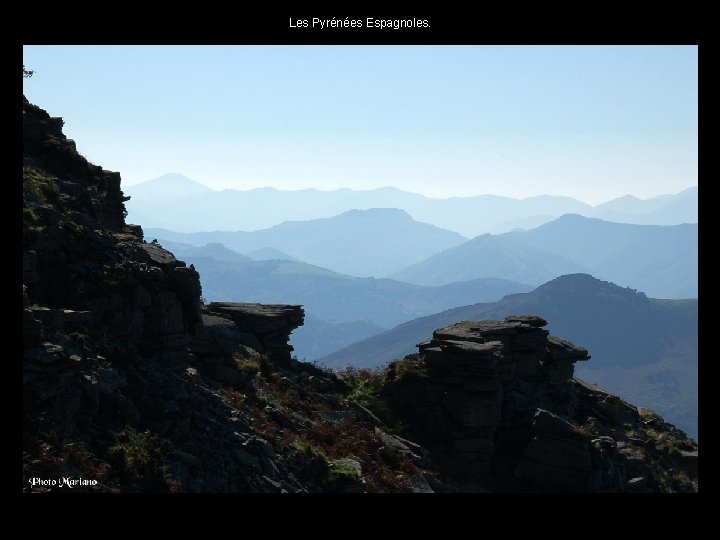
[189,304,304,384]
[22,96,424,493]
[379,316,698,492]
[204,303,304,365]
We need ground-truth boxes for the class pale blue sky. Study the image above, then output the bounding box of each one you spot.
[22,45,697,204]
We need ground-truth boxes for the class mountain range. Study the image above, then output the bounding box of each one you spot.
[125,174,697,237]
[151,212,696,298]
[148,208,467,277]
[319,273,698,438]
[154,239,298,263]
[155,242,532,357]
[393,214,697,298]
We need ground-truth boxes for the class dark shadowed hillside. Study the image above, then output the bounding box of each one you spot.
[321,274,698,437]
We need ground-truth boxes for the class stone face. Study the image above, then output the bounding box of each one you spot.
[204,303,304,365]
[409,474,434,493]
[531,409,579,437]
[546,335,590,362]
[504,315,548,327]
[514,434,591,490]
[377,429,422,459]
[22,96,312,493]
[192,314,250,356]
[380,316,698,492]
[327,458,364,493]
[514,409,592,490]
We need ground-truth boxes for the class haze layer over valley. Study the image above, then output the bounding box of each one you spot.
[127,173,697,238]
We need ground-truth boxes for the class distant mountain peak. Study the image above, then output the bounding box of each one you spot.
[535,214,604,228]
[615,194,642,202]
[553,213,593,221]
[539,273,606,289]
[537,273,648,300]
[126,173,213,200]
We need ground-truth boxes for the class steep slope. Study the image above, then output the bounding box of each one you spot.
[374,316,697,492]
[21,97,434,493]
[320,274,698,437]
[393,214,698,298]
[146,208,467,277]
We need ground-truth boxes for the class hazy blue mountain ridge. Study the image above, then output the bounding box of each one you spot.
[126,175,697,236]
[393,214,697,298]
[148,208,467,277]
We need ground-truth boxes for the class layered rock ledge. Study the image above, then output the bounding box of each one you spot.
[380,315,698,492]
[202,303,304,365]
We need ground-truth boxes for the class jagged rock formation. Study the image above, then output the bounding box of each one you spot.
[22,97,427,493]
[379,316,698,492]
[204,303,304,365]
[189,303,303,384]
[22,96,698,493]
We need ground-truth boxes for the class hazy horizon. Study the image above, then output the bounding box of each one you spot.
[128,171,697,207]
[23,45,697,205]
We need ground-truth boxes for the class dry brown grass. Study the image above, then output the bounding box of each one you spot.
[212,359,428,492]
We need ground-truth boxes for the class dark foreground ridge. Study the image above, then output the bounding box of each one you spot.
[22,97,697,492]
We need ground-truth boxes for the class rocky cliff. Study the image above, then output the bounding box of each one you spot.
[22,97,698,493]
[379,316,698,492]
